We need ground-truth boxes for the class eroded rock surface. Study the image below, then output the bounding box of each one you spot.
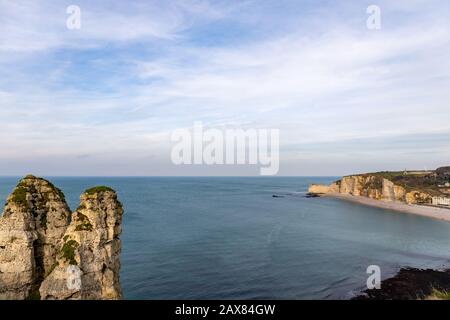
[40,187,123,300]
[307,168,450,205]
[0,176,123,300]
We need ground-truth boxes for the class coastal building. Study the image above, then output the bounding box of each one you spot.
[432,197,450,207]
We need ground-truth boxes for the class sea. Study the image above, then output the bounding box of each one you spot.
[0,176,449,299]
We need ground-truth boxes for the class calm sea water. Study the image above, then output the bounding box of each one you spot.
[0,176,449,299]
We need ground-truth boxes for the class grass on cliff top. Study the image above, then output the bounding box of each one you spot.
[345,171,445,196]
[10,185,28,206]
[84,186,115,195]
[10,175,66,206]
[31,176,66,201]
[426,289,450,300]
[364,171,405,179]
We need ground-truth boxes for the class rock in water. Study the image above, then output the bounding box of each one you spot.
[39,186,123,300]
[0,176,124,300]
[0,175,71,299]
[0,194,36,299]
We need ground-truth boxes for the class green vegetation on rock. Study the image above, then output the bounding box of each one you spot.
[74,212,93,231]
[84,186,115,195]
[10,185,28,206]
[363,176,383,190]
[427,289,450,300]
[25,289,41,300]
[61,239,79,265]
[359,170,447,196]
[40,213,48,230]
[9,175,68,208]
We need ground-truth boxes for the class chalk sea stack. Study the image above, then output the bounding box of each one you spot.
[0,175,123,300]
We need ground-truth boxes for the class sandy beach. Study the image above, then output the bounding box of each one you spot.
[324,193,450,223]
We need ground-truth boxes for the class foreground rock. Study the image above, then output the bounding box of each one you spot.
[0,175,71,299]
[40,187,123,299]
[0,176,123,300]
[353,268,450,300]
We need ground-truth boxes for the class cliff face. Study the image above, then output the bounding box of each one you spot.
[308,183,339,194]
[0,175,71,299]
[0,176,123,300]
[39,187,123,300]
[308,173,436,205]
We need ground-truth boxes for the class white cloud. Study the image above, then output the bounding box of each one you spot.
[0,0,449,175]
[0,0,236,52]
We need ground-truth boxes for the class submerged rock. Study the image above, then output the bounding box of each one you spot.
[304,193,320,198]
[0,176,123,300]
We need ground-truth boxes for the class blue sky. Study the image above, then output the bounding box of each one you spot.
[0,0,449,176]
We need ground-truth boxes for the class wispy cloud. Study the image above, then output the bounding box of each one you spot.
[0,0,449,175]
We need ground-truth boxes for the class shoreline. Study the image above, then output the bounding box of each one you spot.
[322,192,450,223]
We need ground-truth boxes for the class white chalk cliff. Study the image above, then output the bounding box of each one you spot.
[308,168,450,205]
[0,176,123,300]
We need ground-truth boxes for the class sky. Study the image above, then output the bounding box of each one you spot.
[0,0,449,176]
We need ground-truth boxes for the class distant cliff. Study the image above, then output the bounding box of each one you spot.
[308,167,450,205]
[0,175,123,300]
